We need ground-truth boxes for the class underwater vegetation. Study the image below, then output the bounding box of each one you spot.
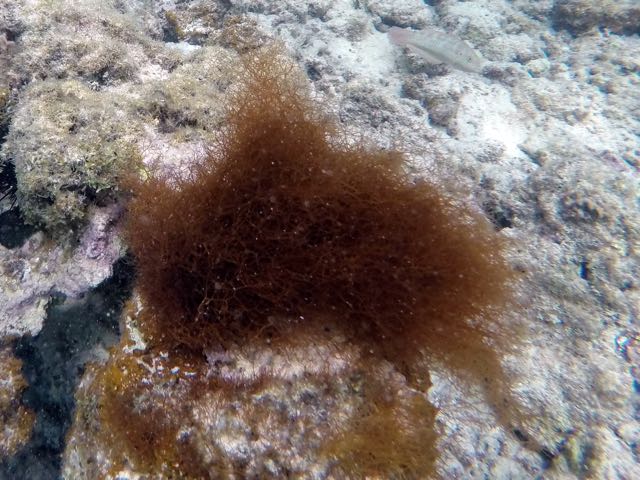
[84,335,441,479]
[1,80,143,236]
[124,49,515,365]
[83,46,523,478]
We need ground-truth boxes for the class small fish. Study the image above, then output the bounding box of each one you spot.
[388,26,487,74]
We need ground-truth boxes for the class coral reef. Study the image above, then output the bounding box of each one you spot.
[0,0,636,478]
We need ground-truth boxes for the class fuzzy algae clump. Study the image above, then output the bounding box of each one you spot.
[64,48,523,479]
[0,0,187,237]
[10,0,174,84]
[1,80,142,234]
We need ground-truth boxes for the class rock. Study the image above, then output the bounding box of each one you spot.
[0,206,124,338]
[553,0,640,35]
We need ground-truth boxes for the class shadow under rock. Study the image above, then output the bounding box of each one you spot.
[0,207,37,249]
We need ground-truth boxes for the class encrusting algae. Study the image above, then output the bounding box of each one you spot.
[0,344,36,459]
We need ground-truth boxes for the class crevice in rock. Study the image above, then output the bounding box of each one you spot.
[0,255,134,480]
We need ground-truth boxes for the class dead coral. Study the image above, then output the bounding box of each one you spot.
[66,316,438,479]
[135,46,237,143]
[11,0,172,84]
[1,79,142,235]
